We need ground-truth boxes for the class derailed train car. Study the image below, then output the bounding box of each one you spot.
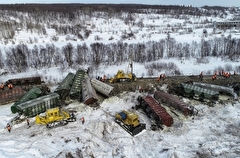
[154,91,194,116]
[54,72,75,100]
[6,76,42,86]
[90,78,115,97]
[81,78,98,105]
[0,87,26,105]
[11,87,43,113]
[69,69,87,100]
[13,93,60,118]
[178,83,219,101]
[137,95,173,129]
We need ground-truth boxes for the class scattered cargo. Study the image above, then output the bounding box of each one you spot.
[82,77,98,105]
[137,95,173,129]
[115,110,146,136]
[35,107,76,128]
[154,91,194,116]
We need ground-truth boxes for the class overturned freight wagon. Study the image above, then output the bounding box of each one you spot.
[54,72,75,100]
[69,69,87,100]
[13,93,60,117]
[90,78,115,97]
[154,91,194,116]
[137,95,173,129]
[11,87,48,113]
[179,83,219,101]
[6,76,42,86]
[81,77,98,105]
[193,82,238,100]
[0,87,26,105]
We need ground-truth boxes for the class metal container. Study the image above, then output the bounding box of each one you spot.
[138,95,173,127]
[82,78,98,105]
[154,91,193,116]
[90,78,115,97]
[0,87,26,105]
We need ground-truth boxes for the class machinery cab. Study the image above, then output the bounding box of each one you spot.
[115,110,146,136]
[115,110,140,127]
[35,107,72,125]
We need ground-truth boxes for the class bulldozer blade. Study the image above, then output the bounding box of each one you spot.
[132,123,146,136]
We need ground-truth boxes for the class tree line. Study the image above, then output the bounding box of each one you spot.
[1,35,240,75]
[0,4,238,40]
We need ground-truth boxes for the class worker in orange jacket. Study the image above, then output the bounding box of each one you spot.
[8,84,13,89]
[0,83,4,91]
[81,117,85,124]
[6,123,11,133]
[212,74,217,80]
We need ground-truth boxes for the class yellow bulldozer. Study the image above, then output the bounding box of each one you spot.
[109,61,137,83]
[115,110,146,136]
[35,107,76,128]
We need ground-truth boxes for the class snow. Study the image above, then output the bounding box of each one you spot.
[0,6,240,158]
[0,89,240,158]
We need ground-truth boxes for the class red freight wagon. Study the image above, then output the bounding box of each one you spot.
[137,95,173,127]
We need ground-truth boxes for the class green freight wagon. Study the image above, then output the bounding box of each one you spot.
[11,87,43,113]
[14,93,60,117]
[69,69,87,100]
[54,72,75,100]
[180,83,219,101]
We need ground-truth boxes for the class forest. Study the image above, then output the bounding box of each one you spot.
[0,4,240,75]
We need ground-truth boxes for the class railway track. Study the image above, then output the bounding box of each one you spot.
[106,74,240,95]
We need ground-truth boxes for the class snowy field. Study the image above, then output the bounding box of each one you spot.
[0,90,240,158]
[0,4,240,158]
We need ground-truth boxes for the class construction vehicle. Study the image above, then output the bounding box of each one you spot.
[35,107,76,128]
[115,110,146,136]
[109,61,137,83]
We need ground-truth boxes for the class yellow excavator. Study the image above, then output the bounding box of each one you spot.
[115,110,146,136]
[35,107,76,128]
[109,61,137,83]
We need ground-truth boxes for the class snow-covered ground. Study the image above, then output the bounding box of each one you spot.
[0,90,240,158]
[0,5,240,158]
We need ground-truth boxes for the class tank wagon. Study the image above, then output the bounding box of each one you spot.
[137,95,173,128]
[90,78,115,97]
[179,83,219,101]
[54,72,75,100]
[13,93,60,117]
[154,91,194,116]
[81,78,98,105]
[6,76,42,86]
[69,69,87,100]
[0,87,26,105]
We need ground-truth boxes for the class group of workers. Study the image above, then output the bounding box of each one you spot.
[0,83,13,91]
[97,75,107,82]
[199,70,237,81]
[6,118,30,133]
[157,73,166,81]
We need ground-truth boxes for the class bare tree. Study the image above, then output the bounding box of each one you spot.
[6,45,28,73]
[62,43,74,68]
